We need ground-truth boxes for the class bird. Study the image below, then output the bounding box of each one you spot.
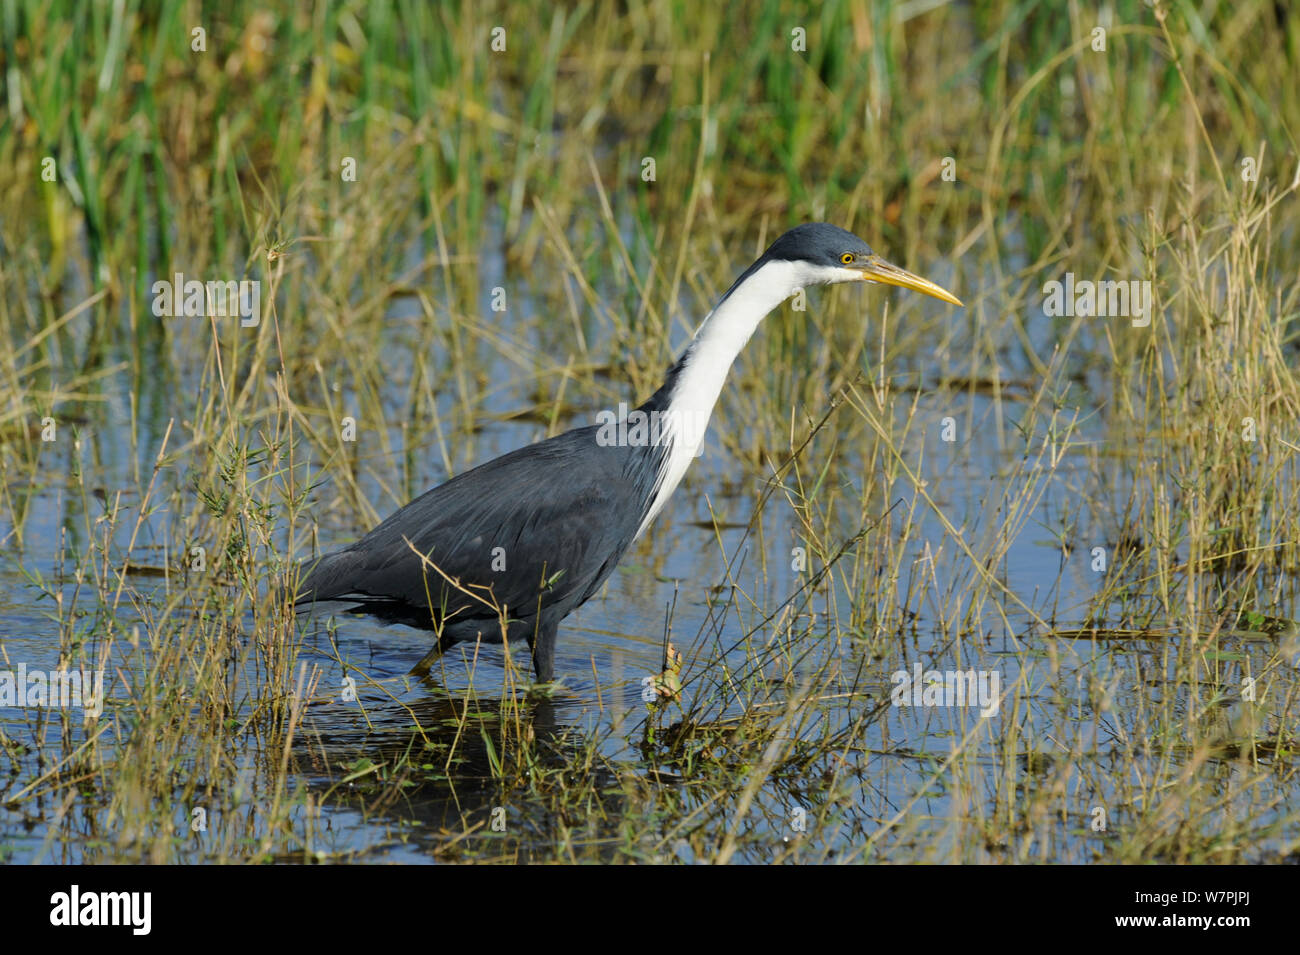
[294,223,962,681]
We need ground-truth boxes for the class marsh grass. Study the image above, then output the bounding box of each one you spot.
[1,0,1299,862]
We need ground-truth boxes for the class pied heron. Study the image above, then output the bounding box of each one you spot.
[295,223,962,680]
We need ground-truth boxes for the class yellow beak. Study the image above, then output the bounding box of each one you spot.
[854,255,963,307]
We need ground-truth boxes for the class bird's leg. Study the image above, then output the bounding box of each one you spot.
[410,636,448,677]
[527,619,558,682]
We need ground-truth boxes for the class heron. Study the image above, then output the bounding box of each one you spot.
[295,223,962,681]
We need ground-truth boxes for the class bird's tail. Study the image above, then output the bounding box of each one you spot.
[292,549,360,606]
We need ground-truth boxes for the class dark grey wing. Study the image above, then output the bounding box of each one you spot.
[296,425,656,626]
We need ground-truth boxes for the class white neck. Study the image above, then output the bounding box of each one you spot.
[635,258,840,537]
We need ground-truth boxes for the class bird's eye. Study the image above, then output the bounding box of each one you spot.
[840,252,855,265]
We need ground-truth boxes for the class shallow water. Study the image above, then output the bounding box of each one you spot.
[2,230,1297,864]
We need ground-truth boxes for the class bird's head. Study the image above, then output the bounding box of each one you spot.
[761,222,963,306]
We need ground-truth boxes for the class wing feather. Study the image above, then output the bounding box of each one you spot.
[297,425,657,626]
